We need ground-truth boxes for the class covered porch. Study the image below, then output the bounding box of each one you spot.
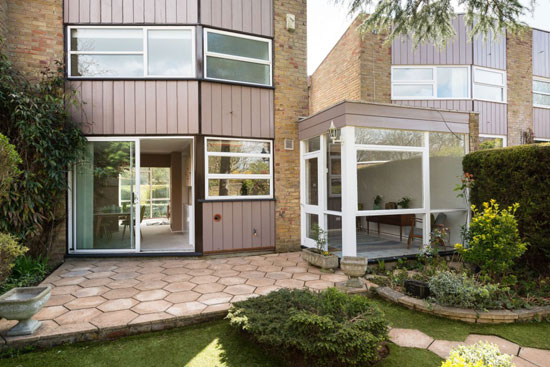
[298,101,477,261]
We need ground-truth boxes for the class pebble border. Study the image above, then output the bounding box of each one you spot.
[373,285,550,324]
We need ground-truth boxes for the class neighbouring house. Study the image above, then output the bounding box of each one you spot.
[309,15,550,147]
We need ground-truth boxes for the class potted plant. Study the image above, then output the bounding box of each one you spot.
[373,195,383,210]
[397,196,411,209]
[302,224,339,271]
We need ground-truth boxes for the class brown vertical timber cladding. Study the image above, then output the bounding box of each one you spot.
[202,201,275,253]
[67,81,199,135]
[200,0,273,37]
[64,0,198,23]
[200,82,274,138]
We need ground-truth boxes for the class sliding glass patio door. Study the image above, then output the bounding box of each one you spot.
[73,138,141,252]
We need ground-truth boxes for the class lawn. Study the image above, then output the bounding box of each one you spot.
[1,296,548,367]
[370,296,550,350]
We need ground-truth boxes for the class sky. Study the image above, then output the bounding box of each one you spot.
[307,0,550,74]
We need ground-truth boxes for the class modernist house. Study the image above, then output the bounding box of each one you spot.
[310,15,550,148]
[3,1,532,261]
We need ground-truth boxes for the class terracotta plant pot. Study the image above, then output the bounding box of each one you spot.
[302,248,339,271]
[340,256,368,288]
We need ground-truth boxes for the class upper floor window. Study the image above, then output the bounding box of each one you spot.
[534,78,550,108]
[68,27,195,78]
[391,66,469,99]
[204,29,272,87]
[205,138,272,199]
[473,67,506,103]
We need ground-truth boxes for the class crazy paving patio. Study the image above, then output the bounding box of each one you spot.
[0,252,351,350]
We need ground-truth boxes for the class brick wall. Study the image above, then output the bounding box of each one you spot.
[507,30,533,146]
[2,0,63,77]
[309,16,391,115]
[273,0,308,252]
[360,26,391,104]
[0,0,66,265]
[309,17,363,114]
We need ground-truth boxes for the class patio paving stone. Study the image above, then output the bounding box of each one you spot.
[217,277,246,286]
[304,280,333,290]
[136,273,165,281]
[50,285,82,296]
[203,303,231,313]
[84,271,116,279]
[389,328,434,349]
[193,283,226,294]
[80,278,113,287]
[55,308,102,325]
[167,302,207,316]
[135,280,168,291]
[60,270,91,278]
[246,277,276,287]
[282,266,308,274]
[257,265,282,272]
[134,290,169,302]
[53,277,86,286]
[428,340,465,359]
[164,281,196,292]
[132,300,172,314]
[161,273,192,283]
[162,267,191,275]
[103,287,139,299]
[106,279,140,289]
[129,312,173,325]
[254,285,281,295]
[320,273,349,283]
[46,294,75,306]
[111,272,140,280]
[91,310,139,328]
[190,275,220,284]
[519,347,550,367]
[275,279,305,289]
[98,298,138,312]
[293,273,320,281]
[464,334,520,356]
[224,284,256,295]
[233,265,258,272]
[197,292,233,305]
[165,291,201,303]
[265,272,291,280]
[35,306,68,320]
[73,286,109,298]
[64,296,106,310]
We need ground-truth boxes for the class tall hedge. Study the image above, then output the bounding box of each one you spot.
[462,143,550,260]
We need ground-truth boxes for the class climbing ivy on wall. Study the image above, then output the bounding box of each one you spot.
[0,44,86,257]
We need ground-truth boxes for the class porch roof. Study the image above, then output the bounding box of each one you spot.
[298,100,475,140]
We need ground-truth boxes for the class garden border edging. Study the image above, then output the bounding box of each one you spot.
[373,286,550,324]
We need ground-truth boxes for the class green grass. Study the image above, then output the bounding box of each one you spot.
[376,344,442,367]
[2,297,548,367]
[370,296,550,349]
[0,320,283,367]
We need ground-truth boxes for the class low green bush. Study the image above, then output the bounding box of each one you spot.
[428,271,509,310]
[455,200,527,280]
[442,342,513,367]
[0,255,48,294]
[227,288,389,367]
[0,233,27,285]
[463,144,550,262]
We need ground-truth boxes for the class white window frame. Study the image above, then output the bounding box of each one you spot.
[204,28,273,87]
[472,66,507,103]
[479,134,507,147]
[67,25,196,79]
[533,77,550,109]
[205,137,273,200]
[391,65,471,100]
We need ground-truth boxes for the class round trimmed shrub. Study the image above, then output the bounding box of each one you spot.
[227,288,389,367]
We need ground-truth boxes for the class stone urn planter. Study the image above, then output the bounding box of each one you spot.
[340,256,368,288]
[0,286,51,336]
[302,248,339,272]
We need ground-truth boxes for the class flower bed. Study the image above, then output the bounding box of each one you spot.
[372,285,550,324]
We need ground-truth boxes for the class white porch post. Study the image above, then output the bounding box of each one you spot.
[340,126,357,257]
[422,132,430,245]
